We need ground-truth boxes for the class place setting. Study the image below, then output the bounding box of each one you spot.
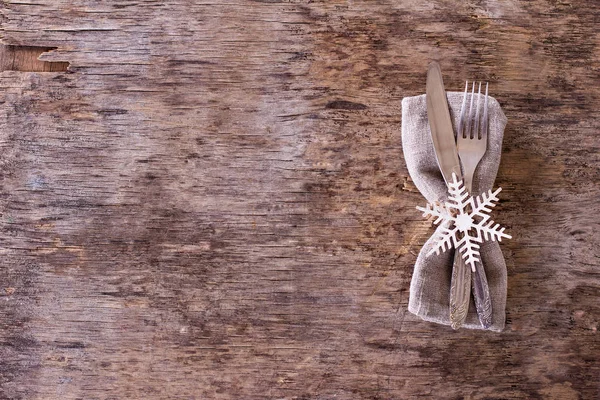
[402,62,511,331]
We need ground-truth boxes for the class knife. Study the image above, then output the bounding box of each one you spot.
[426,62,471,329]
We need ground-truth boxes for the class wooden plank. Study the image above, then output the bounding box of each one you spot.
[0,0,598,398]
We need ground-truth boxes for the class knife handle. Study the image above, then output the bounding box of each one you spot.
[449,249,471,330]
[472,260,492,328]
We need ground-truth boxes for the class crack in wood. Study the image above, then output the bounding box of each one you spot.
[0,45,69,72]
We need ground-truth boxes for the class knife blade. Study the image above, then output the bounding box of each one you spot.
[426,62,462,185]
[426,62,471,329]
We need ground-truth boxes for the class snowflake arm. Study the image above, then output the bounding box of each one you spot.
[416,202,451,225]
[456,232,481,271]
[427,225,460,256]
[471,187,502,222]
[445,174,471,213]
[473,219,512,242]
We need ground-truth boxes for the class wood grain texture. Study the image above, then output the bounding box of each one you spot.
[0,0,598,399]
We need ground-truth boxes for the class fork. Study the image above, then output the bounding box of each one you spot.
[449,81,492,329]
[458,81,488,195]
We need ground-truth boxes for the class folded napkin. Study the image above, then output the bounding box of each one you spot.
[401,92,508,332]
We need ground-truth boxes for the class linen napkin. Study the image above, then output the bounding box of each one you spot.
[401,92,508,332]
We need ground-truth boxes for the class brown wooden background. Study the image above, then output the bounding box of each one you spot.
[0,1,598,399]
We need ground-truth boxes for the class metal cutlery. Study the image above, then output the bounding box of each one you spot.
[426,62,493,329]
[425,63,471,329]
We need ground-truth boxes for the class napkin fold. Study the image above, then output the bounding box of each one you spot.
[401,92,508,332]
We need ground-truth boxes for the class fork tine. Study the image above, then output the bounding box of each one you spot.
[457,81,468,139]
[481,82,489,140]
[465,82,475,139]
[473,82,482,140]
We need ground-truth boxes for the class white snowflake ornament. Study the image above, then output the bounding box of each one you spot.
[417,173,511,271]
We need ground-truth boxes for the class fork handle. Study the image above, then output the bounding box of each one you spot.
[464,180,493,329]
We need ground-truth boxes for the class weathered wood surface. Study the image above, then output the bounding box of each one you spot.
[0,1,598,399]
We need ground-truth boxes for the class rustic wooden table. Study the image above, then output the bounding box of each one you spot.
[0,1,598,399]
